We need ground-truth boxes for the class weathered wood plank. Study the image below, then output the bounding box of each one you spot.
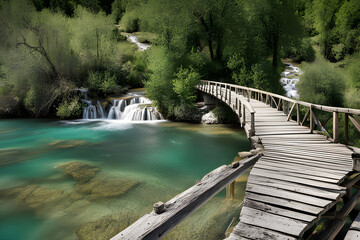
[245,192,323,215]
[248,175,343,200]
[232,222,297,240]
[345,230,360,240]
[253,165,340,184]
[255,161,345,181]
[240,206,308,237]
[243,199,317,223]
[246,182,332,207]
[250,168,346,191]
[111,154,261,240]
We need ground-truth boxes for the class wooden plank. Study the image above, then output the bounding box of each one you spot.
[253,164,340,184]
[246,182,332,207]
[111,154,261,240]
[255,161,345,181]
[263,151,353,167]
[248,175,343,200]
[264,145,353,158]
[260,155,351,173]
[345,230,360,240]
[348,212,360,231]
[245,192,323,215]
[349,115,360,133]
[232,222,297,240]
[240,206,308,237]
[243,199,317,223]
[258,158,348,178]
[250,168,346,191]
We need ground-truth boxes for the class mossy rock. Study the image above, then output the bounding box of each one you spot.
[56,161,99,184]
[76,215,134,240]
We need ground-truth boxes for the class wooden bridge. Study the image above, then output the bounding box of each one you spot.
[112,81,360,240]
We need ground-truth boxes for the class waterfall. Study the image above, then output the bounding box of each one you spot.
[81,96,162,121]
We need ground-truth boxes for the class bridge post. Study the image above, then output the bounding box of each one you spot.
[310,105,314,133]
[229,87,232,105]
[345,113,349,144]
[242,104,246,127]
[250,112,255,137]
[333,112,339,143]
[216,83,218,98]
[297,104,300,125]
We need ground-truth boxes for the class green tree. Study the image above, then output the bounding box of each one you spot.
[173,67,200,105]
[297,56,345,107]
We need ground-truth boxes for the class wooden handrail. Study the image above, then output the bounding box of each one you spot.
[198,80,360,144]
[200,80,360,115]
[112,154,262,240]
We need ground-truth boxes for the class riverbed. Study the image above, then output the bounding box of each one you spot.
[0,119,250,240]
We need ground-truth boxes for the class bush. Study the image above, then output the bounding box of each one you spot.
[88,71,119,96]
[173,66,201,105]
[120,10,139,33]
[112,28,126,42]
[56,97,82,119]
[212,105,239,124]
[297,56,345,107]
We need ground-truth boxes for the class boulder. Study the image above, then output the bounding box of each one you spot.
[201,111,219,124]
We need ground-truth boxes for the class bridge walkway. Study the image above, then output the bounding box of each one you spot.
[200,83,355,239]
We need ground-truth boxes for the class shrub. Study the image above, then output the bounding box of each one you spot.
[297,56,345,107]
[112,28,126,42]
[173,66,201,105]
[56,97,82,119]
[120,10,139,33]
[88,71,119,96]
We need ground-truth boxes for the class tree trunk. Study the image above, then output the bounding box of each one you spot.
[272,33,279,67]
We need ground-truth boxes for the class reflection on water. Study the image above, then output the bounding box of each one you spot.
[0,119,250,240]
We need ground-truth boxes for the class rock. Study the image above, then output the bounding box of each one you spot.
[0,96,22,118]
[49,140,89,149]
[237,151,254,158]
[75,177,139,200]
[153,201,165,214]
[56,161,99,184]
[15,185,64,210]
[76,216,131,240]
[201,111,219,124]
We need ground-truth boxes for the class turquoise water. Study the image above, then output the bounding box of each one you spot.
[0,119,250,240]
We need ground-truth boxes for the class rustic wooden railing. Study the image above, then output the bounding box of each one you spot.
[111,154,262,240]
[199,80,360,144]
[198,80,256,137]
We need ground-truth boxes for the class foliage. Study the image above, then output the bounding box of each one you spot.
[88,71,119,96]
[173,67,201,105]
[120,10,139,32]
[297,56,345,107]
[56,96,82,119]
[212,105,238,124]
[112,28,126,42]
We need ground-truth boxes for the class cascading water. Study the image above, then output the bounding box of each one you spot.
[81,95,162,121]
[280,63,303,98]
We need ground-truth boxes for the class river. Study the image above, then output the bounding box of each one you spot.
[0,119,250,240]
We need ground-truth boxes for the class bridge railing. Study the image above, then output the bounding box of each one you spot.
[198,80,256,137]
[199,80,360,144]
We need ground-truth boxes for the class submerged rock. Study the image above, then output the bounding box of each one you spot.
[56,161,140,200]
[56,161,99,184]
[76,215,132,240]
[15,185,65,210]
[49,140,89,149]
[75,177,139,200]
